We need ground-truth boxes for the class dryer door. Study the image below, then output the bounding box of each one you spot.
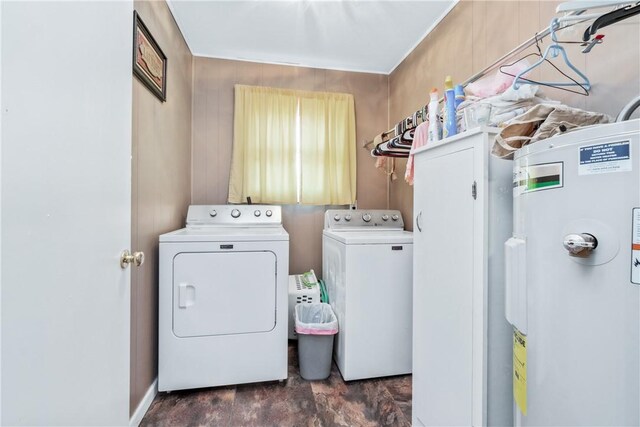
[172,251,277,337]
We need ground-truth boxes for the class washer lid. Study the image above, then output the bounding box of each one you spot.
[323,229,413,244]
[160,226,289,242]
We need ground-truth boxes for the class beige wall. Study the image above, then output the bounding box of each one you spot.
[127,0,639,414]
[130,0,193,415]
[191,58,389,275]
[389,0,640,229]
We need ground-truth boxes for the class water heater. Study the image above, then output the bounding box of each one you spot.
[506,120,640,426]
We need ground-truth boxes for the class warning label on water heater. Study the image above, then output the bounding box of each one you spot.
[513,328,527,416]
[631,208,640,285]
[579,141,631,175]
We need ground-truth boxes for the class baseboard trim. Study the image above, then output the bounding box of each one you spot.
[129,378,158,427]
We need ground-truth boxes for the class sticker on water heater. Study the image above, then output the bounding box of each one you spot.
[513,328,527,416]
[513,162,563,197]
[631,208,640,285]
[579,140,631,175]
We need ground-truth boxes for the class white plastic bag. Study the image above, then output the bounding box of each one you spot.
[295,303,338,335]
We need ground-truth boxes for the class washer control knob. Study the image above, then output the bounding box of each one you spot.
[209,209,217,217]
[344,214,352,222]
[265,210,273,217]
[254,210,261,217]
[334,214,341,222]
[231,209,241,218]
[382,214,389,221]
[362,213,372,222]
[392,214,399,221]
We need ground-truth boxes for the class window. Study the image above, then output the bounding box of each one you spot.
[228,85,356,205]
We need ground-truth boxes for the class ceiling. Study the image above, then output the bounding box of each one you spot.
[167,0,457,75]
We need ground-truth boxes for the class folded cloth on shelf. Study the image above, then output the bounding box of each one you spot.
[404,120,429,185]
[457,84,559,131]
[492,104,613,158]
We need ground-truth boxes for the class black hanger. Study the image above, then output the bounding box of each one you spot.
[377,140,410,152]
[388,135,413,149]
[412,109,423,128]
[583,3,640,41]
[498,34,589,96]
[372,138,410,158]
[400,128,415,143]
[371,147,408,158]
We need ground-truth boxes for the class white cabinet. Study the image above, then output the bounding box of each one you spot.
[412,128,513,427]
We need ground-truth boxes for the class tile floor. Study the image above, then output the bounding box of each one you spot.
[141,342,412,426]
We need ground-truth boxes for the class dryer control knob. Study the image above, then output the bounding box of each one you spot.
[231,209,241,218]
[382,214,389,221]
[254,210,261,217]
[265,210,273,217]
[334,214,341,222]
[344,214,352,221]
[209,209,217,217]
[362,213,372,222]
[392,214,399,221]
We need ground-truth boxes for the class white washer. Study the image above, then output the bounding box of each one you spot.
[322,209,413,381]
[158,205,289,392]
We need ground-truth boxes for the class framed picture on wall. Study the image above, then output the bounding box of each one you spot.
[133,11,167,102]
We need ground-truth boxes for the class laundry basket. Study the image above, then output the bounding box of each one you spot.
[294,303,338,380]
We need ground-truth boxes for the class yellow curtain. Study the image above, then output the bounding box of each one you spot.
[228,85,298,204]
[229,85,356,205]
[299,91,356,205]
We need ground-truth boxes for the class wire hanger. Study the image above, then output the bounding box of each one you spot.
[512,18,591,95]
[501,33,589,96]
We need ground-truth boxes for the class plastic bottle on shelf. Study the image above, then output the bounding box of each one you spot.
[454,84,465,109]
[427,88,441,144]
[443,76,457,139]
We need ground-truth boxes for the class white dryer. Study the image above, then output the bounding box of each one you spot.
[322,209,413,381]
[158,205,288,392]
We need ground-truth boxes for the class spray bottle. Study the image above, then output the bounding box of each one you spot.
[427,88,441,143]
[443,76,457,138]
